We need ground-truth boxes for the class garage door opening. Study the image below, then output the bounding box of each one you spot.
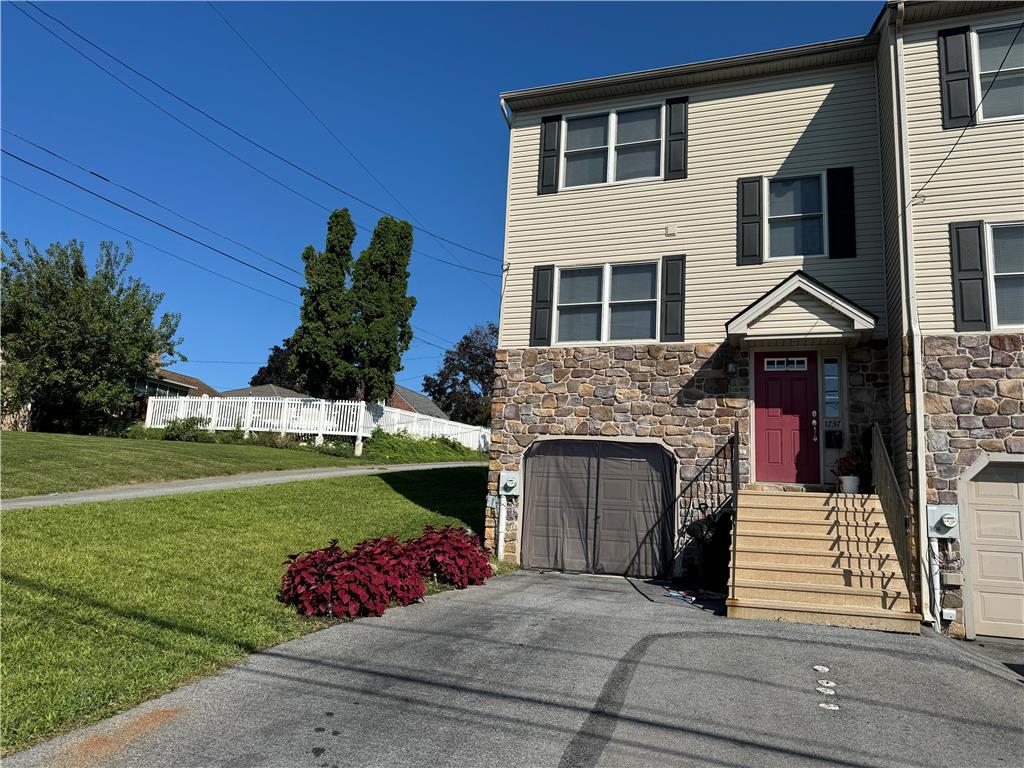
[521,440,675,579]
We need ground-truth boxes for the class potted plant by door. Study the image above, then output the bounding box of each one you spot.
[835,448,865,494]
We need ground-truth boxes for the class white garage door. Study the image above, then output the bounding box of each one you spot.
[965,463,1024,640]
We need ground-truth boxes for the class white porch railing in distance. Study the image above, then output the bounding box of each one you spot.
[144,395,489,452]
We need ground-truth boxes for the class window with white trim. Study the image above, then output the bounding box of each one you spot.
[561,106,663,188]
[555,262,659,343]
[975,23,1024,121]
[990,223,1024,327]
[766,174,826,258]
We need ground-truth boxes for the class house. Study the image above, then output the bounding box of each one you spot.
[136,368,220,399]
[219,384,310,399]
[388,385,450,420]
[486,0,1023,639]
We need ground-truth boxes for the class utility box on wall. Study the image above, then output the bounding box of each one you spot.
[927,505,960,539]
[499,470,521,496]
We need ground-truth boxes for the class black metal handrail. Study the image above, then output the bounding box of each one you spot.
[676,423,741,590]
[871,422,918,612]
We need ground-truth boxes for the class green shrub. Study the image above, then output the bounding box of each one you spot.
[217,423,246,445]
[163,417,215,443]
[360,428,483,463]
[247,431,300,450]
[122,422,164,440]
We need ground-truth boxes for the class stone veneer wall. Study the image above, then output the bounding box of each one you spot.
[484,340,891,559]
[921,334,1024,505]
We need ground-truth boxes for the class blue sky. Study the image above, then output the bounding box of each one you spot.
[1,1,879,393]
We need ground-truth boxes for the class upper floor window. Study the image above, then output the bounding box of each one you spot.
[555,262,659,342]
[990,223,1024,328]
[767,174,826,258]
[975,23,1024,121]
[562,106,663,189]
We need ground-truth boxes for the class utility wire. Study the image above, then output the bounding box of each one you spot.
[910,21,1023,208]
[3,149,304,289]
[205,1,497,289]
[2,127,303,277]
[2,175,300,307]
[7,6,497,280]
[25,0,501,264]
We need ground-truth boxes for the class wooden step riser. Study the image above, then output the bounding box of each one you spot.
[735,548,902,571]
[737,506,886,523]
[735,533,897,555]
[736,519,891,537]
[738,493,881,511]
[732,584,911,611]
[727,602,921,634]
[733,565,907,590]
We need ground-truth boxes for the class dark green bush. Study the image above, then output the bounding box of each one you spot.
[247,431,301,449]
[163,417,215,443]
[122,422,164,440]
[217,423,246,445]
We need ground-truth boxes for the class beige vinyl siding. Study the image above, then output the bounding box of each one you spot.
[876,20,912,494]
[747,292,853,336]
[903,10,1024,334]
[500,63,887,348]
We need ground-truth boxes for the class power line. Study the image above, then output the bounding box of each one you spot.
[3,148,305,290]
[205,1,497,289]
[2,175,300,307]
[1,128,498,279]
[25,0,501,264]
[168,360,265,364]
[910,21,1023,208]
[2,128,304,278]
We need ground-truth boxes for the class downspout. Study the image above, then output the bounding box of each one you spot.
[893,1,935,624]
[499,97,512,129]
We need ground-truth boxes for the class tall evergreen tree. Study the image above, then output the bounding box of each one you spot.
[349,217,416,402]
[289,209,360,399]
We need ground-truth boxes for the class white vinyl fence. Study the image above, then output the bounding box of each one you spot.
[144,396,489,452]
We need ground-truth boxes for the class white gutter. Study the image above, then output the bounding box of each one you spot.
[893,1,934,625]
[499,97,512,129]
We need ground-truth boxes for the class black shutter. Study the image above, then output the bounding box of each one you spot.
[538,116,561,195]
[938,27,975,130]
[664,97,688,181]
[827,167,856,259]
[950,221,990,331]
[660,255,685,342]
[736,176,763,266]
[529,265,555,346]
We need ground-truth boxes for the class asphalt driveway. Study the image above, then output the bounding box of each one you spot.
[9,571,1023,768]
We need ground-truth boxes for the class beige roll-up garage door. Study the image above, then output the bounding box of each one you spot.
[965,463,1024,640]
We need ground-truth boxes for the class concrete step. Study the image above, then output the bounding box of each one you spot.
[733,562,906,589]
[735,530,897,556]
[731,579,911,611]
[736,516,891,537]
[738,490,881,511]
[734,545,902,571]
[726,597,922,634]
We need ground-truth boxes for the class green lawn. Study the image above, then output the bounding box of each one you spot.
[0,431,482,498]
[0,466,491,754]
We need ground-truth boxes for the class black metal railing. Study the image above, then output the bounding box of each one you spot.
[676,423,741,591]
[871,422,918,612]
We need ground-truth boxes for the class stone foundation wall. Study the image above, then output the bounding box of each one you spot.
[921,333,1024,505]
[484,339,891,559]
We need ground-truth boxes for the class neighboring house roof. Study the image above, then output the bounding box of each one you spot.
[153,369,220,397]
[392,385,449,420]
[219,384,310,399]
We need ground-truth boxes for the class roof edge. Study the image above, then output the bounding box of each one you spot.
[500,33,879,112]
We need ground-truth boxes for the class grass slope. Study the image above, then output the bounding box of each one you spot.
[0,431,482,498]
[0,467,488,754]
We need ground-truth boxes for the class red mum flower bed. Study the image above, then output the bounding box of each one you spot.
[279,526,491,619]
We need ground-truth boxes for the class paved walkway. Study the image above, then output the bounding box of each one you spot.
[1,461,486,509]
[7,571,1023,768]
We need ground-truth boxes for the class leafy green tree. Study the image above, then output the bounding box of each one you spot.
[1,234,182,434]
[422,322,497,426]
[289,209,360,399]
[349,217,416,402]
[250,341,301,391]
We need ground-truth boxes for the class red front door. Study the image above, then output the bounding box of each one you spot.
[754,351,820,484]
